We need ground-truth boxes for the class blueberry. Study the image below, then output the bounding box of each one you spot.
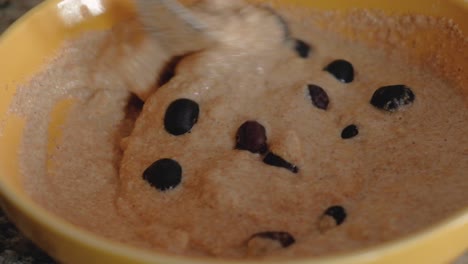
[249,231,295,248]
[324,59,354,83]
[370,85,415,112]
[263,152,298,173]
[341,124,358,139]
[236,121,268,154]
[143,158,182,191]
[164,98,199,136]
[294,39,311,58]
[308,84,329,110]
[324,205,347,225]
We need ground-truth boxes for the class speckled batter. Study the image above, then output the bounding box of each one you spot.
[10,0,468,260]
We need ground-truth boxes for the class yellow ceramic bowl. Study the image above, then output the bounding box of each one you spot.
[0,0,467,263]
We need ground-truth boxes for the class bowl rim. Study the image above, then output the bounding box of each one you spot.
[0,0,467,263]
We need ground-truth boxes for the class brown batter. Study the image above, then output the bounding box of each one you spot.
[9,0,468,259]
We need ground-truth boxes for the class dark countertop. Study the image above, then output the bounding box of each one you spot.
[0,1,466,263]
[0,210,54,263]
[0,0,43,33]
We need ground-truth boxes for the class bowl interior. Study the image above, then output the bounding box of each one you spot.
[0,0,467,263]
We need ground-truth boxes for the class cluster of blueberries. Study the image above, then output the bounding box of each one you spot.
[139,38,415,250]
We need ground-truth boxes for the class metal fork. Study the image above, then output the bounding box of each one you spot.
[134,0,214,55]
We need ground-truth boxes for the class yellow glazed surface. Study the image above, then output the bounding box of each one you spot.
[0,0,467,263]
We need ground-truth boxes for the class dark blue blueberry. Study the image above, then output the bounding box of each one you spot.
[324,205,347,225]
[250,231,295,248]
[294,39,311,58]
[263,152,298,173]
[324,59,354,83]
[370,85,415,112]
[143,158,182,191]
[236,121,268,154]
[341,124,358,139]
[164,98,199,135]
[308,84,329,110]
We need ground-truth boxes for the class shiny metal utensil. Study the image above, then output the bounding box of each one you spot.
[134,0,214,55]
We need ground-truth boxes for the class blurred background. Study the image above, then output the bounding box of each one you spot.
[0,0,466,263]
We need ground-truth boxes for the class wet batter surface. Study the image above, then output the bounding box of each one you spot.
[8,0,468,259]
